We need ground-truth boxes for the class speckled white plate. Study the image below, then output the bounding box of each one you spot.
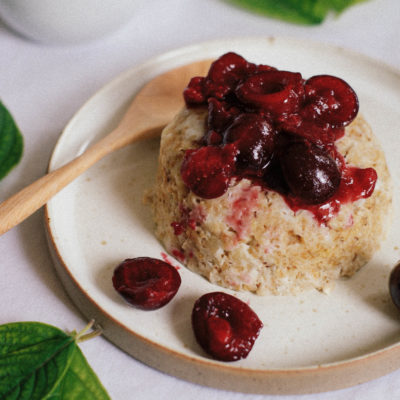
[45,37,400,395]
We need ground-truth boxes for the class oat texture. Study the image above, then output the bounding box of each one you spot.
[148,108,392,295]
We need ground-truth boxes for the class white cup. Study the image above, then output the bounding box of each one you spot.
[0,0,138,45]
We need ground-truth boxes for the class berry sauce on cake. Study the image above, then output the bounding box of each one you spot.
[148,52,392,295]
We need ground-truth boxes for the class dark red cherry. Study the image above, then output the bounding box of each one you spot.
[256,63,277,73]
[207,53,254,87]
[236,71,304,115]
[389,262,400,311]
[280,140,341,204]
[278,115,344,146]
[207,98,240,134]
[202,53,254,99]
[180,144,237,199]
[303,75,359,128]
[223,113,276,175]
[192,292,263,361]
[183,76,206,106]
[112,257,181,310]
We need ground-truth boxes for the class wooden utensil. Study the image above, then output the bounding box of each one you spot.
[0,59,212,235]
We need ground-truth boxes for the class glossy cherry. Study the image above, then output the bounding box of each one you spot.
[303,75,359,128]
[236,70,304,115]
[206,98,239,137]
[112,257,181,310]
[205,52,254,99]
[180,52,377,222]
[180,144,237,199]
[223,113,276,175]
[192,292,263,361]
[280,140,341,204]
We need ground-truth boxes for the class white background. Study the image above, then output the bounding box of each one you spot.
[0,0,400,399]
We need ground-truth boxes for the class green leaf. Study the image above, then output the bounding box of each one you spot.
[0,101,24,180]
[227,0,369,25]
[0,321,110,400]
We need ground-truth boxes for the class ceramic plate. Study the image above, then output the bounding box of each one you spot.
[45,37,400,395]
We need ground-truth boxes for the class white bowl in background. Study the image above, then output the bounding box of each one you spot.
[0,0,138,44]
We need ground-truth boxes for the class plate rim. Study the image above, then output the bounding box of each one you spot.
[44,35,400,394]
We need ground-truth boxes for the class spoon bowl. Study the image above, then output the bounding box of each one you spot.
[0,59,212,235]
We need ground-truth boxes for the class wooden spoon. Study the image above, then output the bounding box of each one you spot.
[0,58,212,235]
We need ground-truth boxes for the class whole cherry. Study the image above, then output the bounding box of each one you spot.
[280,140,341,204]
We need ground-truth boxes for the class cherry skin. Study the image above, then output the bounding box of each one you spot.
[280,140,341,204]
[303,75,359,128]
[223,113,277,175]
[191,292,263,361]
[183,76,206,106]
[180,52,377,222]
[112,257,181,310]
[236,70,304,115]
[205,52,255,99]
[180,144,237,199]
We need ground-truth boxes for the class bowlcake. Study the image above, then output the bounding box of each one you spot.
[148,53,392,295]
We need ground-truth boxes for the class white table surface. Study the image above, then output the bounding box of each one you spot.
[1,1,399,399]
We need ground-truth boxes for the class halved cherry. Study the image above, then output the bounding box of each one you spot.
[204,52,255,99]
[303,75,359,128]
[192,292,263,361]
[207,52,254,85]
[236,70,304,115]
[112,257,181,310]
[180,144,237,199]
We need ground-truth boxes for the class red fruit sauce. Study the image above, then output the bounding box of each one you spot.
[180,52,377,224]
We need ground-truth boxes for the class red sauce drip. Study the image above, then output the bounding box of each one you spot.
[285,166,377,224]
[171,221,184,235]
[171,204,205,236]
[226,185,260,238]
[172,249,185,263]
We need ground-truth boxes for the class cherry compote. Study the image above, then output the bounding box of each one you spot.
[223,113,276,175]
[191,292,263,361]
[181,52,377,223]
[112,257,181,310]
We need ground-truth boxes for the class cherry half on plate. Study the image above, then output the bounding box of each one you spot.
[112,257,181,310]
[192,291,263,361]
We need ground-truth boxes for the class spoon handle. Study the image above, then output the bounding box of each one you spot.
[0,129,121,236]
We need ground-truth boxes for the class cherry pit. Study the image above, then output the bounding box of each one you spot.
[182,52,377,224]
